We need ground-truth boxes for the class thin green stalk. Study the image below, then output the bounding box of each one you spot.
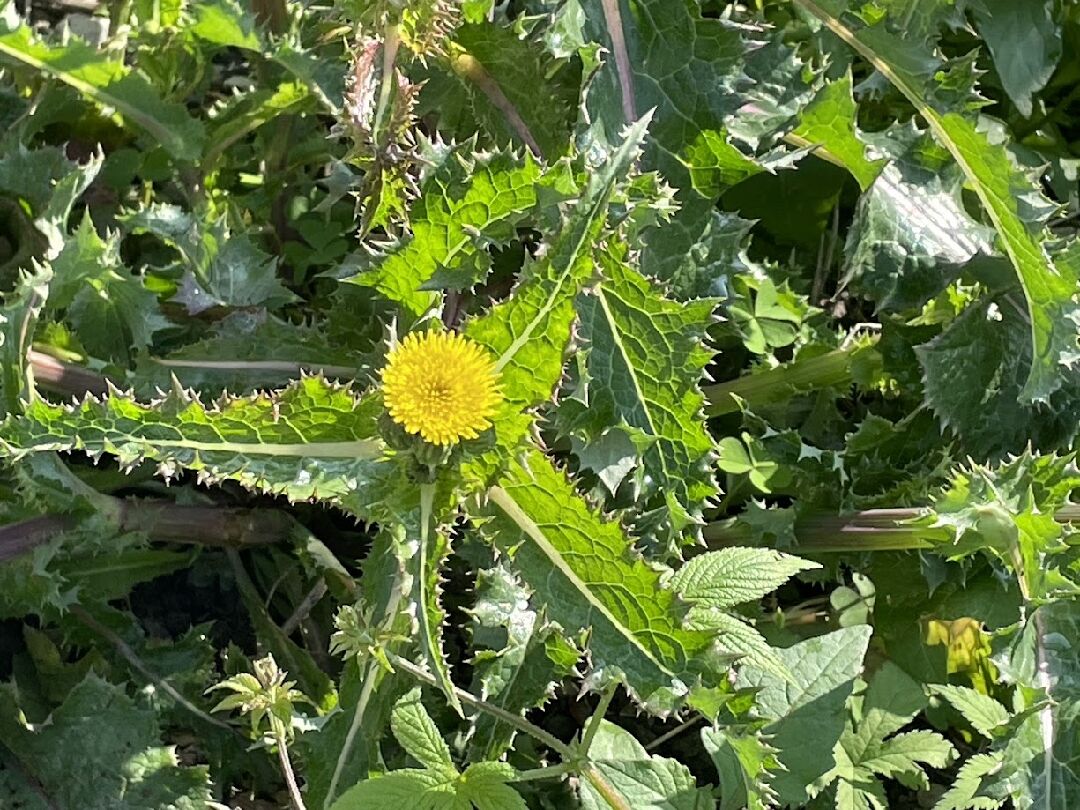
[386,653,575,760]
[71,605,239,736]
[325,583,404,808]
[509,762,577,783]
[580,682,618,754]
[273,726,307,810]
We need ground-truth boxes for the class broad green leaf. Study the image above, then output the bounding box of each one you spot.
[789,70,883,190]
[0,144,72,214]
[670,548,819,610]
[0,377,389,512]
[329,770,456,809]
[484,450,718,708]
[458,761,527,810]
[971,0,1061,117]
[350,148,544,314]
[188,0,263,51]
[47,212,168,364]
[579,719,714,810]
[0,673,210,808]
[468,115,649,412]
[390,688,455,770]
[421,21,576,159]
[930,685,1011,739]
[59,548,195,601]
[822,663,955,808]
[736,625,872,806]
[567,248,717,544]
[0,24,204,161]
[794,0,1080,403]
[932,752,1006,810]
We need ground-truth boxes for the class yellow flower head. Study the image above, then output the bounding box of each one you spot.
[381,330,502,446]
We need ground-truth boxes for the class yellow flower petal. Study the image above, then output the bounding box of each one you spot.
[381,331,502,446]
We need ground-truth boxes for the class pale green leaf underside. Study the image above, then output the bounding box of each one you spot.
[390,688,455,771]
[671,547,819,609]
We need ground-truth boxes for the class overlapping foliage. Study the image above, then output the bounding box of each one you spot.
[0,0,1079,808]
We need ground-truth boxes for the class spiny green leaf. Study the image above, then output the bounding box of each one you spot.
[0,144,73,214]
[467,564,577,760]
[421,21,576,159]
[790,69,883,190]
[349,147,545,314]
[0,266,50,415]
[844,133,995,312]
[467,114,650,413]
[0,376,389,511]
[916,295,1080,458]
[0,24,204,161]
[48,212,168,364]
[133,312,369,396]
[795,0,1080,403]
[702,727,780,810]
[484,450,719,710]
[575,0,803,286]
[122,205,297,313]
[202,81,313,169]
[566,247,717,545]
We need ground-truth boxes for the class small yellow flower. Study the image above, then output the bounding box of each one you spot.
[381,331,502,446]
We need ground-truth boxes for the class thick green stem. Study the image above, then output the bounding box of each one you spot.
[705,507,948,552]
[704,341,878,417]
